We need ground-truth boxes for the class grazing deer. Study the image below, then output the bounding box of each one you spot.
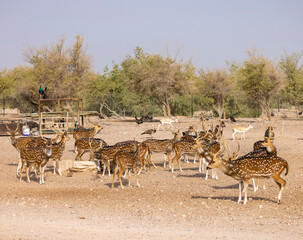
[73,117,103,141]
[74,138,107,161]
[207,151,289,204]
[232,124,253,140]
[142,129,181,168]
[111,142,142,189]
[20,139,53,184]
[157,118,178,131]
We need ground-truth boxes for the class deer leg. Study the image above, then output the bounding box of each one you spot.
[128,168,131,186]
[107,160,111,177]
[271,174,286,204]
[243,180,249,205]
[133,166,140,188]
[111,166,118,188]
[238,181,242,203]
[163,153,167,168]
[53,159,57,175]
[25,164,30,183]
[57,160,62,176]
[118,165,125,189]
[232,132,236,140]
[177,155,183,172]
[262,179,266,190]
[19,161,25,182]
[16,158,22,177]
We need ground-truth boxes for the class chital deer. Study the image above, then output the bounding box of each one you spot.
[157,118,178,131]
[142,129,181,168]
[6,123,37,177]
[191,138,221,179]
[73,117,103,141]
[94,140,149,176]
[111,142,142,189]
[20,139,53,184]
[232,124,253,140]
[74,138,107,161]
[207,151,289,204]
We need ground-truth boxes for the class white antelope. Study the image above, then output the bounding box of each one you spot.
[157,118,178,131]
[232,124,253,140]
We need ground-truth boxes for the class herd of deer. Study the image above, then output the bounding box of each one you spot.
[6,116,289,205]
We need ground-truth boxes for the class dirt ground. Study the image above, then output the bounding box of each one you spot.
[0,117,302,240]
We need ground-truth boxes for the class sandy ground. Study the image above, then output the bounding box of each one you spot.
[0,117,303,240]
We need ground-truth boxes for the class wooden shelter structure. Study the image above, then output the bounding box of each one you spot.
[38,98,83,135]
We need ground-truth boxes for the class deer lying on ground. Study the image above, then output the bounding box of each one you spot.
[111,142,142,189]
[20,139,53,184]
[232,124,253,140]
[206,148,289,205]
[157,118,178,131]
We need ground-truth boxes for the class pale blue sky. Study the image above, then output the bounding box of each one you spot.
[0,0,302,73]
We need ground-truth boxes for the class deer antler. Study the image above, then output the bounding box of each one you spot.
[5,122,19,134]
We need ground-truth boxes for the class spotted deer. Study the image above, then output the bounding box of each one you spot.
[25,129,69,175]
[111,142,141,189]
[142,129,181,168]
[94,140,150,176]
[74,138,107,161]
[20,139,53,184]
[6,123,37,177]
[191,138,220,179]
[73,117,103,141]
[207,151,289,204]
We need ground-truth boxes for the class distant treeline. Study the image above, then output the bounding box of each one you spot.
[0,35,302,120]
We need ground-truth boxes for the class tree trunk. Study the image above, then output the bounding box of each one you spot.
[163,100,172,118]
[260,101,271,121]
[162,103,167,117]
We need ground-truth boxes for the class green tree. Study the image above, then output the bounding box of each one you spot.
[122,47,196,117]
[199,68,233,118]
[236,50,285,120]
[279,51,303,115]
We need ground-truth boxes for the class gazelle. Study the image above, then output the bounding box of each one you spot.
[157,118,178,131]
[232,124,253,140]
[207,151,289,205]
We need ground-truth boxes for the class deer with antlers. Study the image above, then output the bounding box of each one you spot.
[142,129,181,168]
[74,138,107,161]
[6,123,39,177]
[111,142,142,189]
[206,145,289,204]
[191,137,221,179]
[94,140,150,176]
[73,116,103,141]
[19,139,53,184]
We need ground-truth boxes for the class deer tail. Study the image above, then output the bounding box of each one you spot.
[285,161,289,176]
